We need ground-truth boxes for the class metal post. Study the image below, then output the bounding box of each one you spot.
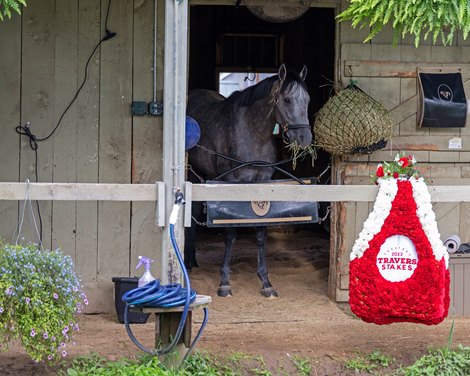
[161,0,188,285]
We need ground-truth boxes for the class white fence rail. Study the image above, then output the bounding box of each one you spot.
[0,182,469,202]
[1,182,469,228]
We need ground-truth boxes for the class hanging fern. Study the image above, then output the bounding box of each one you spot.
[0,0,26,22]
[338,0,470,47]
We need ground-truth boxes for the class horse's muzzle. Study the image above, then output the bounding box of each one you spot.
[286,123,312,148]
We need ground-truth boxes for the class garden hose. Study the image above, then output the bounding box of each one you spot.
[122,190,209,361]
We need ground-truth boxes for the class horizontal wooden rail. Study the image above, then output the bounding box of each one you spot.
[0,182,160,201]
[191,183,470,202]
[0,182,469,203]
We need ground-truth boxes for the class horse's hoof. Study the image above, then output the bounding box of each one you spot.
[184,259,198,270]
[261,287,278,299]
[217,285,233,297]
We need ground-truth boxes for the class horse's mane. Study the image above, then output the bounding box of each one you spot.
[224,70,307,107]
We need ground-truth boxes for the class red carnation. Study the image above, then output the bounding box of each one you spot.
[376,165,384,177]
[393,172,399,178]
[399,157,409,167]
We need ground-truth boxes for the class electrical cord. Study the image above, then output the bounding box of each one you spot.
[15,0,116,243]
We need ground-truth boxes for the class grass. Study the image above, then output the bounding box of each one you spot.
[59,351,273,376]
[58,344,470,376]
[395,345,470,376]
[291,355,312,376]
[345,350,394,374]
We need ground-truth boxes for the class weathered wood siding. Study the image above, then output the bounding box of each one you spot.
[335,0,470,302]
[0,0,164,313]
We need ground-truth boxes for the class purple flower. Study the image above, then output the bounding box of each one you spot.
[53,293,58,299]
[83,298,89,305]
[0,307,3,314]
[73,286,78,292]
[30,329,36,337]
[63,326,69,333]
[60,342,66,348]
[51,336,56,341]
[5,287,13,296]
[43,332,48,339]
[61,350,67,357]
[25,297,30,304]
[47,355,53,361]
[73,324,79,331]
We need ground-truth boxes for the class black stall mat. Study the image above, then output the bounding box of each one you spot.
[206,179,319,228]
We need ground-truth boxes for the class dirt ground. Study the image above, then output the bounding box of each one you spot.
[1,229,469,375]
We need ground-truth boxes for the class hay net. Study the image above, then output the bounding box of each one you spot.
[314,84,394,156]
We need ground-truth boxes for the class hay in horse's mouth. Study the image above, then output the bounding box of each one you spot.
[285,141,317,170]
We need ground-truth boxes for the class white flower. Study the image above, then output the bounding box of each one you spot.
[350,179,397,260]
[411,179,449,267]
[350,178,447,270]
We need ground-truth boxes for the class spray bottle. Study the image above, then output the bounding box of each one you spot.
[136,256,155,287]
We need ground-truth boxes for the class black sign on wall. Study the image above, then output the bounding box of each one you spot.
[418,70,467,128]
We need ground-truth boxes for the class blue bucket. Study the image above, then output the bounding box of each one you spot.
[185,116,201,150]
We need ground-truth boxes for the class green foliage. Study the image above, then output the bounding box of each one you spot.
[292,355,312,376]
[60,347,470,376]
[345,350,394,373]
[0,242,87,363]
[60,353,175,376]
[183,352,227,376]
[62,351,276,376]
[368,350,393,368]
[397,345,470,376]
[337,0,470,47]
[0,0,26,21]
[371,152,420,184]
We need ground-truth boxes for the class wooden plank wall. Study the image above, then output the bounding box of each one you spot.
[0,14,20,241]
[0,0,164,313]
[336,0,470,303]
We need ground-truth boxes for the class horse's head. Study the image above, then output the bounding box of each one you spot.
[273,64,312,149]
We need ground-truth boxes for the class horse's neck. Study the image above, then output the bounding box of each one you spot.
[243,98,276,140]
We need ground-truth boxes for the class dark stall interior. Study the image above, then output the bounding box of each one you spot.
[188,5,336,234]
[188,5,335,182]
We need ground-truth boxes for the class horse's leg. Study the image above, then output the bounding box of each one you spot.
[218,227,237,297]
[255,226,278,298]
[184,201,202,269]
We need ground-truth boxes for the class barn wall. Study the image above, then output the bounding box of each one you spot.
[334,0,470,301]
[0,0,165,313]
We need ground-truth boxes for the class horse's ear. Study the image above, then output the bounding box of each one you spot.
[278,64,287,83]
[299,65,308,81]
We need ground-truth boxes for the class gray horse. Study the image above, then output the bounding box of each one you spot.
[186,64,312,298]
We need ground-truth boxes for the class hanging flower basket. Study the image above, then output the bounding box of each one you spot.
[349,154,449,325]
[0,242,88,362]
[314,85,393,156]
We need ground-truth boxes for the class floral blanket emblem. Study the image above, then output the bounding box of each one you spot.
[349,154,449,325]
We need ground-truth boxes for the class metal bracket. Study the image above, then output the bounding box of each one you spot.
[184,182,192,228]
[156,181,165,227]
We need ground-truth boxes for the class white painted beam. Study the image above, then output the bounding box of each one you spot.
[1,182,469,202]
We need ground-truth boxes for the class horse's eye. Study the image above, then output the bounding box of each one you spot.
[284,97,291,104]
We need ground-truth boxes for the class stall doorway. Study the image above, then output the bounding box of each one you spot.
[187,4,336,299]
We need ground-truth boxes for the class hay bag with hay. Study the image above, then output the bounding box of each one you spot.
[314,84,393,156]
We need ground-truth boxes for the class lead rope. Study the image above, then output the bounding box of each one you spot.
[12,179,43,249]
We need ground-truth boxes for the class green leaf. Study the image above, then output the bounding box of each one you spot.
[337,0,468,46]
